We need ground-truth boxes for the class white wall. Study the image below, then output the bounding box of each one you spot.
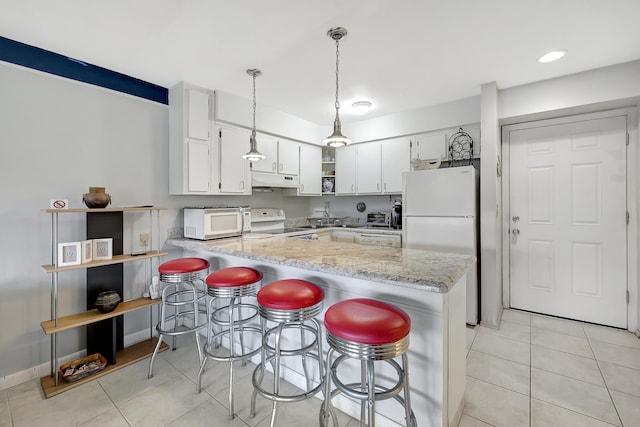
[479,82,502,327]
[342,96,480,143]
[0,61,310,383]
[215,90,325,144]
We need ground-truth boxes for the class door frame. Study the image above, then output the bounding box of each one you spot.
[501,107,638,331]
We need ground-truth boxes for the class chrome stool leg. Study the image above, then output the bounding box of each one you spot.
[321,299,415,426]
[196,271,262,421]
[250,279,325,425]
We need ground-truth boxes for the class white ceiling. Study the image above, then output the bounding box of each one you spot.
[2,0,640,125]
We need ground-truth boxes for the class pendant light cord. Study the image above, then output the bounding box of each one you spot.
[252,71,257,137]
[334,38,341,118]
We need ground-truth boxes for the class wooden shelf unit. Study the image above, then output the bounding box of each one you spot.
[40,338,169,398]
[42,206,167,396]
[41,251,168,273]
[41,297,162,334]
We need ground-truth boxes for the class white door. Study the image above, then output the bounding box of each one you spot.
[507,114,628,328]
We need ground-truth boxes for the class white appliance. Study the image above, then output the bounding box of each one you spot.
[402,166,479,325]
[251,172,299,188]
[250,208,316,238]
[183,206,251,240]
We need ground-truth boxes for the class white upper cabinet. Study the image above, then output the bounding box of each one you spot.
[278,138,300,175]
[186,142,210,192]
[298,144,322,196]
[250,134,278,173]
[187,89,210,141]
[334,140,408,196]
[169,82,214,195]
[356,142,381,194]
[381,137,411,194]
[218,126,251,194]
[411,131,447,161]
[251,135,299,175]
[335,144,357,195]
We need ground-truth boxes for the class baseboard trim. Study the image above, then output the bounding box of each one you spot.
[0,330,158,392]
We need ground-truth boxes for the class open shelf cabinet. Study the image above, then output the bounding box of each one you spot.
[42,207,167,397]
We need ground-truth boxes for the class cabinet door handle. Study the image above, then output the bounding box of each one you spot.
[377,183,379,191]
[384,183,387,191]
[351,184,355,192]
[272,162,277,171]
[240,181,245,190]
[300,184,304,192]
[279,162,283,172]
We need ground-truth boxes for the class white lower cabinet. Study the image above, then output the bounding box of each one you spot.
[217,126,251,194]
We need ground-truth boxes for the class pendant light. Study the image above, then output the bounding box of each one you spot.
[242,68,266,161]
[323,27,351,147]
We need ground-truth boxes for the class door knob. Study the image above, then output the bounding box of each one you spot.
[512,216,520,223]
[512,228,520,236]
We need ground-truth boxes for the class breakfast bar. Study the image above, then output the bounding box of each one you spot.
[168,235,474,427]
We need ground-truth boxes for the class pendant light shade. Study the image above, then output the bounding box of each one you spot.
[323,27,351,147]
[243,68,266,161]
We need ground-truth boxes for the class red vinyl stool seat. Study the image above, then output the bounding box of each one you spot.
[320,298,416,427]
[250,279,325,426]
[148,257,209,379]
[196,266,263,420]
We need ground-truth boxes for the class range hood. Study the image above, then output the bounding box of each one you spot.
[251,171,300,188]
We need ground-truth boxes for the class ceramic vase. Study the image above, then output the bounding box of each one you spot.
[83,187,111,208]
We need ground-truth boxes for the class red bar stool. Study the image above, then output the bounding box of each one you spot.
[250,279,325,426]
[148,257,209,379]
[196,266,263,420]
[320,298,416,427]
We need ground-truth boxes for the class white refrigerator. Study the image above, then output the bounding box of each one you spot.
[402,165,479,325]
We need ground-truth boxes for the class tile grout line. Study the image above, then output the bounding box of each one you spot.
[583,323,625,427]
[97,380,133,427]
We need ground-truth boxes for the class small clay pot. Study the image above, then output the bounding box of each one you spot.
[95,291,121,313]
[83,187,111,208]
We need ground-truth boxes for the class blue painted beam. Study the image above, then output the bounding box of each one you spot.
[0,35,168,104]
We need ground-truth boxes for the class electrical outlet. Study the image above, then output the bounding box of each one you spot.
[139,233,150,247]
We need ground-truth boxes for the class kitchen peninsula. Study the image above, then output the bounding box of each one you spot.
[168,235,474,427]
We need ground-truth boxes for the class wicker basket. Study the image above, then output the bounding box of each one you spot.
[60,353,107,382]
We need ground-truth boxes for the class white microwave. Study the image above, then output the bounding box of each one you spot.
[183,207,251,240]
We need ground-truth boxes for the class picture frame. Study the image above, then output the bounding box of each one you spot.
[57,242,82,267]
[92,238,113,261]
[81,240,93,263]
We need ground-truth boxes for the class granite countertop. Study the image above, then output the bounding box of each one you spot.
[167,235,474,293]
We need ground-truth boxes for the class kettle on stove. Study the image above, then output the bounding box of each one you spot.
[390,199,402,229]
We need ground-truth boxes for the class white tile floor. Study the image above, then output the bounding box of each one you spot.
[1,309,639,427]
[462,309,640,427]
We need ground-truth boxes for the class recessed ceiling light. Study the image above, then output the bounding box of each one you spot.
[539,50,567,63]
[352,101,372,115]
